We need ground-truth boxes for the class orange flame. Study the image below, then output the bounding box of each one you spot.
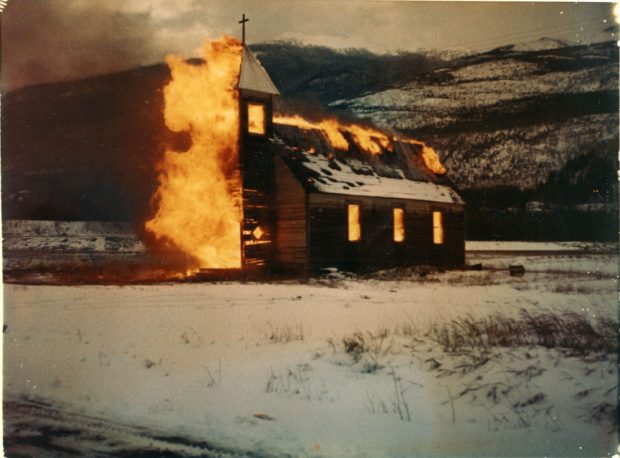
[145,36,243,271]
[421,145,446,175]
[273,115,349,150]
[403,140,447,175]
[273,115,389,155]
[273,115,446,174]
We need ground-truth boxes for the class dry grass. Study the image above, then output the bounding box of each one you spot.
[445,271,504,286]
[332,328,393,373]
[265,365,329,401]
[332,308,617,433]
[264,321,304,343]
[335,309,616,364]
[429,309,617,355]
[553,283,595,294]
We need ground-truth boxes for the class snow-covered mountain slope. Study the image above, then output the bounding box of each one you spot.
[412,47,474,62]
[440,113,616,190]
[329,41,618,193]
[510,37,572,52]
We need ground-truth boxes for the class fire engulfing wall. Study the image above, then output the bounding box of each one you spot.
[144,37,244,271]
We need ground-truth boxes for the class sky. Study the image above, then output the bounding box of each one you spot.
[1,1,616,91]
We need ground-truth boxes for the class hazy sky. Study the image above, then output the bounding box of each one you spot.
[1,1,616,91]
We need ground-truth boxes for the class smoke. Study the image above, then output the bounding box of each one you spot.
[1,0,164,91]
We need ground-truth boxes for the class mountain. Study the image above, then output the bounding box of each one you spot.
[250,41,449,103]
[412,47,475,62]
[331,40,618,191]
[510,37,571,52]
[2,39,617,240]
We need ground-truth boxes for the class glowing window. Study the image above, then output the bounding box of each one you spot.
[433,211,444,245]
[348,204,361,242]
[393,208,405,242]
[248,103,265,135]
[252,225,264,240]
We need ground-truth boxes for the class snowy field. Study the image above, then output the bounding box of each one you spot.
[3,247,618,457]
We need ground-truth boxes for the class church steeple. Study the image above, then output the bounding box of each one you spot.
[237,13,279,97]
[238,46,280,96]
[236,15,279,273]
[237,14,279,138]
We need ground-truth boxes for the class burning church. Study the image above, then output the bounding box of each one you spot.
[144,26,465,276]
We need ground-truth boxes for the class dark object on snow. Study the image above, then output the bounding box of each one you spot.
[509,265,526,276]
[193,269,244,282]
[469,263,483,271]
[425,357,442,370]
[3,324,7,333]
[254,413,275,421]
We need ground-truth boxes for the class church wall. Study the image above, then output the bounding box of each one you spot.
[306,192,465,271]
[272,155,308,272]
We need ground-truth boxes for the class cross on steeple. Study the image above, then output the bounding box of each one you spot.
[239,13,249,44]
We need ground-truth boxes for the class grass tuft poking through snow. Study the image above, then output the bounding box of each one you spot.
[429,309,617,355]
[330,308,618,434]
[264,321,305,343]
[332,328,393,373]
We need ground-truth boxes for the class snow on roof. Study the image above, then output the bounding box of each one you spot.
[238,46,279,95]
[297,151,461,203]
[271,126,463,205]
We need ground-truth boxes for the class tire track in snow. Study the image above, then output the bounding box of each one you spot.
[4,397,286,458]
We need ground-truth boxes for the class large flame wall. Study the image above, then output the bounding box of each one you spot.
[145,36,243,271]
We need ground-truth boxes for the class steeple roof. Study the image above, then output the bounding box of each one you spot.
[238,45,279,95]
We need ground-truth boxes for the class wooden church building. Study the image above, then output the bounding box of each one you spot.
[236,34,464,274]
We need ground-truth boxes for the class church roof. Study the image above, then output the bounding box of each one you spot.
[238,46,280,95]
[270,124,463,205]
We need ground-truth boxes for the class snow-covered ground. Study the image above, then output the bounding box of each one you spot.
[4,248,618,457]
[466,240,616,252]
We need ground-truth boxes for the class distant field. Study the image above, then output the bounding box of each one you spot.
[466,240,617,253]
[3,220,617,284]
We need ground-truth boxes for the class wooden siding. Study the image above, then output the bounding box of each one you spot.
[273,156,307,271]
[307,193,464,271]
[442,210,465,266]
